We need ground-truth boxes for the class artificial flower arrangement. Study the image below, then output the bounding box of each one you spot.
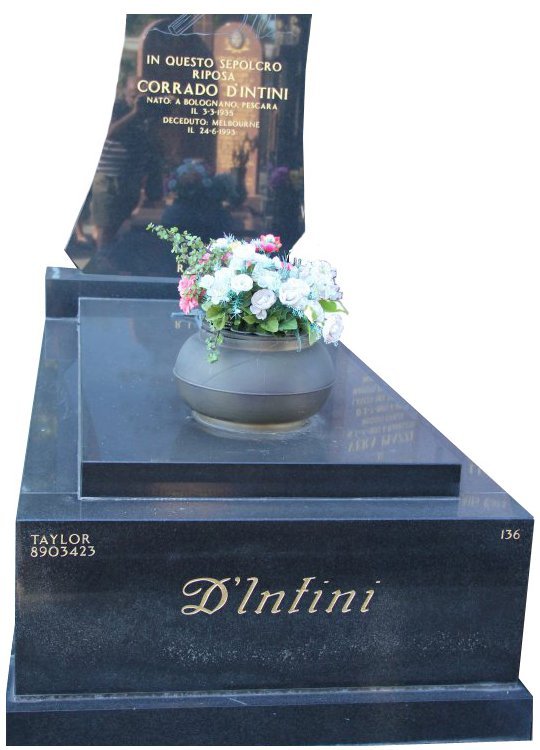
[148,225,347,361]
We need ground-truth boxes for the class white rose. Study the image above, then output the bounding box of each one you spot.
[215,267,234,282]
[326,283,343,301]
[252,253,273,269]
[278,278,310,309]
[249,288,276,320]
[199,274,215,289]
[209,284,230,304]
[231,273,254,293]
[322,313,344,344]
[232,242,258,263]
[252,267,281,291]
[208,268,233,303]
[228,255,246,271]
[317,260,333,276]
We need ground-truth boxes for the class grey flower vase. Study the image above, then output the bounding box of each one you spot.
[173,325,335,432]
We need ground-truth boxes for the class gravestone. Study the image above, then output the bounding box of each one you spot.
[6,13,533,747]
[66,14,309,276]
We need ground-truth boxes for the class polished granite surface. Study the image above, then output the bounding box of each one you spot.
[19,292,523,518]
[79,298,465,498]
[65,14,311,276]
[13,274,532,712]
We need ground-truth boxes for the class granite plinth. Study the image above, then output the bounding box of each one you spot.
[15,508,532,695]
[6,660,533,745]
[8,269,533,745]
[78,296,464,498]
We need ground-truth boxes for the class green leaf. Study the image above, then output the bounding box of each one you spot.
[308,325,320,346]
[243,312,257,325]
[211,313,227,330]
[279,317,298,331]
[260,316,279,333]
[205,304,228,331]
[205,304,223,319]
[320,299,339,313]
[320,299,348,314]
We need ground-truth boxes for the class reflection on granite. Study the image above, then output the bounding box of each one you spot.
[65,14,311,275]
[14,278,532,721]
[19,294,522,510]
[79,298,463,498]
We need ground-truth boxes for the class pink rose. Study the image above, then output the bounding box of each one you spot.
[178,275,195,292]
[179,297,199,314]
[259,234,282,254]
[178,275,199,314]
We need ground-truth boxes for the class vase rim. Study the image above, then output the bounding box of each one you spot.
[200,321,311,352]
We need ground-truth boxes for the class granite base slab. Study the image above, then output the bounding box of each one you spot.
[6,660,532,746]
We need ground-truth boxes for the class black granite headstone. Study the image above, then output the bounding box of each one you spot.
[66,14,310,276]
[6,11,533,747]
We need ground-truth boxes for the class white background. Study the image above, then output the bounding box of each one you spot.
[1,2,538,748]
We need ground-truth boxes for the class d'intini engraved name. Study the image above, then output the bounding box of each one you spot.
[137,79,288,102]
[181,576,381,616]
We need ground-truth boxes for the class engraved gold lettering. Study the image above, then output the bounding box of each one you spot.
[288,577,315,613]
[181,577,230,616]
[325,589,356,613]
[237,577,259,614]
[29,531,95,559]
[164,55,214,68]
[180,576,381,616]
[255,590,285,615]
[308,590,323,613]
[360,589,375,613]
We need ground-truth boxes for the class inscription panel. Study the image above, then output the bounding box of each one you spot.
[66,14,310,276]
[15,517,532,696]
